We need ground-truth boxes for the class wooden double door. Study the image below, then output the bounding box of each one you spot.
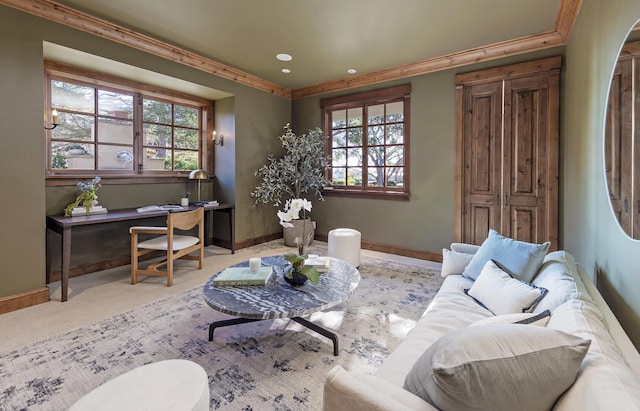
[455,57,560,250]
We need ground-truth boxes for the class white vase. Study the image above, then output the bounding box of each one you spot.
[283,219,315,247]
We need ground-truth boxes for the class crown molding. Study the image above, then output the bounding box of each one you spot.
[0,0,292,98]
[1,0,580,100]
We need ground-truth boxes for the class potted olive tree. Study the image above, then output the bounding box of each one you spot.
[252,123,331,250]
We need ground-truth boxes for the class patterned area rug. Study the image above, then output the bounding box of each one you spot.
[0,245,443,410]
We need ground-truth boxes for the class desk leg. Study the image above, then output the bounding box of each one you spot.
[203,210,212,247]
[229,207,235,254]
[61,226,71,302]
[46,228,53,285]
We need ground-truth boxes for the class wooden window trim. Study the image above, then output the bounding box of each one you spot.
[44,61,214,186]
[321,84,411,199]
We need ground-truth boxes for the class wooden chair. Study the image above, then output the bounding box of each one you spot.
[130,207,204,286]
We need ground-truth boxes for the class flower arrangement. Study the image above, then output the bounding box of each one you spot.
[277,197,315,254]
[64,176,102,217]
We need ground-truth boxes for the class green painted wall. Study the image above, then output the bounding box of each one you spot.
[292,48,562,253]
[563,0,640,347]
[0,5,289,298]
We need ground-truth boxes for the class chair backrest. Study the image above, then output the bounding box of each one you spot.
[168,207,203,232]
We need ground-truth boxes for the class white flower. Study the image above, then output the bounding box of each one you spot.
[277,198,312,228]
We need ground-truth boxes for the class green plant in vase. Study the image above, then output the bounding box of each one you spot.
[283,253,320,285]
[252,123,331,248]
[64,176,102,217]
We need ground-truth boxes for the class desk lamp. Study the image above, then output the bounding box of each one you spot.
[188,169,209,203]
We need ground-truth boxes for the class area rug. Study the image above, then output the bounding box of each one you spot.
[0,247,443,410]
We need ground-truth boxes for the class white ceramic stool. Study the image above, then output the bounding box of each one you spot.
[328,228,361,267]
[68,359,209,411]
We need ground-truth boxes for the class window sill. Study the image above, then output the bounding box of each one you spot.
[322,188,410,201]
[45,174,209,187]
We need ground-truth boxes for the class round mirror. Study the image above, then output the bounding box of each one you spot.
[605,21,640,238]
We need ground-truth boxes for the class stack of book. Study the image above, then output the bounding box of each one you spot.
[306,256,330,272]
[71,205,108,216]
[213,266,273,286]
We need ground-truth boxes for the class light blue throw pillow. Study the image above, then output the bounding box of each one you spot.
[462,229,550,282]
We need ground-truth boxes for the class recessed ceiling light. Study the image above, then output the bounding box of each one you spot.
[282,68,291,74]
[347,69,357,74]
[276,53,292,62]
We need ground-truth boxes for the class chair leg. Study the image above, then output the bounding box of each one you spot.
[167,254,173,287]
[198,244,204,269]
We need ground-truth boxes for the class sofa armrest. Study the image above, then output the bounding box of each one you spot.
[450,242,481,255]
[323,366,437,411]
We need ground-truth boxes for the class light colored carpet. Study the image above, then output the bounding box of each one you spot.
[0,241,443,410]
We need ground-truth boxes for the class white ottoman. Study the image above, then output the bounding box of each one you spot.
[68,359,209,411]
[328,228,361,268]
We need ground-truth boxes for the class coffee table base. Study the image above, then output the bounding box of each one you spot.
[208,317,339,356]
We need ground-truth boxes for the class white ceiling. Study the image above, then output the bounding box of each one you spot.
[51,0,562,90]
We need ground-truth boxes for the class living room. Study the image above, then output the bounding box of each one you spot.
[1,0,640,408]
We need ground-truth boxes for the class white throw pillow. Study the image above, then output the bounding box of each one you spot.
[467,260,547,315]
[441,248,474,277]
[470,310,551,327]
[403,324,591,411]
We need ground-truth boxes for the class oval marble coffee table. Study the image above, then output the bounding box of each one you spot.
[203,255,360,356]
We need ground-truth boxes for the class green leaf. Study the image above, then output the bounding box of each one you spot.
[299,266,320,284]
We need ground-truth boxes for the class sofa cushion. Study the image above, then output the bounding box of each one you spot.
[462,229,550,282]
[467,260,547,315]
[441,248,474,277]
[548,299,640,411]
[470,310,551,327]
[450,242,481,255]
[403,324,591,411]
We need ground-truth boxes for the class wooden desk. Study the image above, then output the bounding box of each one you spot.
[46,204,235,302]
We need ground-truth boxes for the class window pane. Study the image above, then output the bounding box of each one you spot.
[332,148,346,166]
[145,147,170,170]
[332,130,346,147]
[386,101,404,122]
[332,110,347,128]
[332,168,346,186]
[368,125,384,145]
[347,107,362,126]
[368,146,385,166]
[51,112,94,142]
[144,124,171,147]
[368,104,385,125]
[143,99,171,124]
[175,128,199,149]
[98,90,133,119]
[51,80,94,113]
[387,167,404,187]
[386,145,404,166]
[346,167,362,186]
[51,141,94,170]
[98,145,134,170]
[174,150,198,170]
[347,128,362,147]
[368,167,384,186]
[347,148,362,166]
[387,123,404,144]
[174,105,198,128]
[98,119,133,144]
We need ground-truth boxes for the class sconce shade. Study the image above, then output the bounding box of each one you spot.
[188,169,209,180]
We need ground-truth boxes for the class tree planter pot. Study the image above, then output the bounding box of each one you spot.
[283,219,315,247]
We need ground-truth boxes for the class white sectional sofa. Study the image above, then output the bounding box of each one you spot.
[323,239,640,411]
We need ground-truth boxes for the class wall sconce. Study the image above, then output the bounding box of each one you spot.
[212,130,224,146]
[44,109,59,130]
